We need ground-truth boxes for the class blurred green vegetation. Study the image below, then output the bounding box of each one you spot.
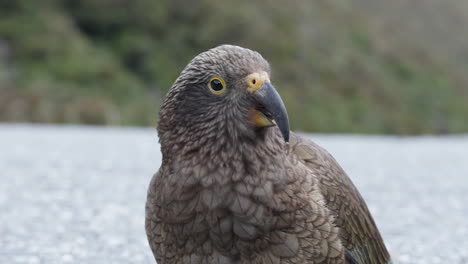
[0,0,467,133]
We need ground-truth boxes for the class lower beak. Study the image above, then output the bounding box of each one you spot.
[251,82,290,142]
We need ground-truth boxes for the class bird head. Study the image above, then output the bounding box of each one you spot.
[158,45,289,153]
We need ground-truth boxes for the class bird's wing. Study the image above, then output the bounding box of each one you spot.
[289,133,391,264]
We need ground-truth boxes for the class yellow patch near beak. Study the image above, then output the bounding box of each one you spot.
[250,109,275,128]
[247,71,274,128]
[246,71,270,94]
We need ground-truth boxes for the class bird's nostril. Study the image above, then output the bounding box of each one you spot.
[246,72,269,92]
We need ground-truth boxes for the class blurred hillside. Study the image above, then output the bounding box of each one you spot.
[0,0,467,133]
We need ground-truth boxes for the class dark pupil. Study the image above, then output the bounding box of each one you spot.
[211,79,223,91]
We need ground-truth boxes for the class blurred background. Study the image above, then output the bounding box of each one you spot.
[2,2,468,263]
[0,0,467,134]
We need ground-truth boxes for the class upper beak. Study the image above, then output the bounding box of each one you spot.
[251,81,290,142]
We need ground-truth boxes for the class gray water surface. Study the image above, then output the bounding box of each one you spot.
[1,124,467,264]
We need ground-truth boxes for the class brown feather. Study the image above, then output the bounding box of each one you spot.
[288,134,391,264]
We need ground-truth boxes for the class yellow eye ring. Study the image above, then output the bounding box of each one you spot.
[208,76,226,94]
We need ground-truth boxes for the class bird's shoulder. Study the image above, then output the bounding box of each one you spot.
[287,133,391,264]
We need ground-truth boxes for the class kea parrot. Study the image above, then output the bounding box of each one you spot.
[146,45,391,264]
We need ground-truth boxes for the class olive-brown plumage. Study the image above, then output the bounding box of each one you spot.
[146,45,391,263]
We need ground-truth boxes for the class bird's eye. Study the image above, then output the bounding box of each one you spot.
[208,77,226,94]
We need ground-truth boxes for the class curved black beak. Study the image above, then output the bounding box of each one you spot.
[252,82,290,142]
